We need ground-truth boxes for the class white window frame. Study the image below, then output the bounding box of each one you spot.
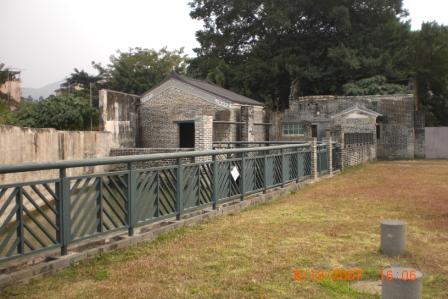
[282,123,304,136]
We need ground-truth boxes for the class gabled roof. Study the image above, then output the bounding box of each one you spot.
[159,72,263,106]
[331,104,382,119]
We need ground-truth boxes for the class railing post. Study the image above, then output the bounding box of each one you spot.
[328,137,333,176]
[263,150,268,193]
[57,168,70,256]
[296,147,301,183]
[212,154,218,210]
[240,152,245,201]
[281,148,286,187]
[15,187,24,255]
[176,158,184,220]
[96,176,103,233]
[127,163,137,236]
[312,138,318,180]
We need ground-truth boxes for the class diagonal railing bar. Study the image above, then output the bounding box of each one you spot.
[22,206,57,243]
[29,185,57,215]
[23,224,47,248]
[22,190,57,231]
[0,143,329,262]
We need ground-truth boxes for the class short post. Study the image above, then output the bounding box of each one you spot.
[212,154,218,209]
[382,267,423,299]
[57,168,70,256]
[176,158,184,220]
[381,220,406,256]
[127,163,137,236]
[311,138,318,180]
[240,152,245,201]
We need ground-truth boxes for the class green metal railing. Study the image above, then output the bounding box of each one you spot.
[0,144,322,262]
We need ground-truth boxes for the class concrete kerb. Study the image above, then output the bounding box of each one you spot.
[0,173,335,289]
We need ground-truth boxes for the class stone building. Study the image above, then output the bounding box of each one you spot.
[0,69,21,109]
[269,95,425,160]
[99,73,424,161]
[99,72,268,152]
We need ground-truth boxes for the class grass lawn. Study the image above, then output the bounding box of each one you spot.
[1,161,448,298]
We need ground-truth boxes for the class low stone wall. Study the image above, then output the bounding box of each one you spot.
[0,125,112,185]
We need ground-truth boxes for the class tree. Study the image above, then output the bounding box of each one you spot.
[93,47,187,95]
[188,0,412,110]
[0,63,8,86]
[343,76,409,96]
[14,96,98,130]
[412,22,448,126]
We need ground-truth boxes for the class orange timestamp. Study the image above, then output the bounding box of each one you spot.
[293,268,363,282]
[293,268,418,282]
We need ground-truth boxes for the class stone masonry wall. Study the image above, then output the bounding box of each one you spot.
[99,89,140,148]
[332,117,377,168]
[139,87,229,148]
[0,125,112,184]
[270,95,420,160]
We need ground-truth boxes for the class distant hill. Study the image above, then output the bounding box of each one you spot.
[22,81,63,100]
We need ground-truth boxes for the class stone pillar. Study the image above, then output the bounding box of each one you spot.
[327,136,333,176]
[194,115,213,162]
[381,220,406,256]
[98,89,108,131]
[340,132,346,171]
[311,138,318,180]
[241,106,255,143]
[382,267,423,299]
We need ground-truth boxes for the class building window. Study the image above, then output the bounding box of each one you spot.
[282,123,304,136]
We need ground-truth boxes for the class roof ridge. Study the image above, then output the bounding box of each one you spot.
[169,72,263,106]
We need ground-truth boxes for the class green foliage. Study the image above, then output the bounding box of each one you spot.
[188,0,411,110]
[0,98,14,125]
[94,47,187,95]
[14,96,98,130]
[343,76,409,96]
[412,22,448,126]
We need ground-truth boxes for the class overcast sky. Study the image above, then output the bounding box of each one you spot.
[0,0,447,88]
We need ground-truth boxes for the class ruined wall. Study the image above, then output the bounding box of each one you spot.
[213,109,240,142]
[414,111,426,159]
[271,95,419,159]
[99,89,140,148]
[0,125,112,185]
[0,80,21,104]
[331,116,377,168]
[139,87,229,148]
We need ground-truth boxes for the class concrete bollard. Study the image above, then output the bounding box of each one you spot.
[382,267,423,299]
[381,220,406,256]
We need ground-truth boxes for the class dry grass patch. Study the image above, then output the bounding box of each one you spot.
[1,161,448,298]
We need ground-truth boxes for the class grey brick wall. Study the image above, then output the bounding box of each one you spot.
[270,94,422,160]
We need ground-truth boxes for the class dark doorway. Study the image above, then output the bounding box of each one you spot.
[311,124,318,138]
[179,122,195,148]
